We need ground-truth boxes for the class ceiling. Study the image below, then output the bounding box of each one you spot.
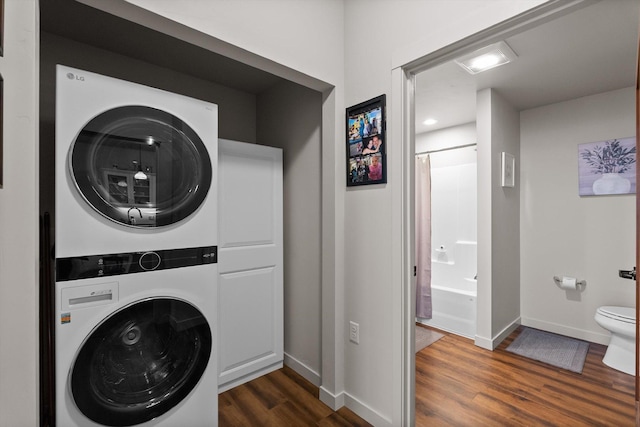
[415,0,640,134]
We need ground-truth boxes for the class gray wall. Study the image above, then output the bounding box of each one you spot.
[257,81,323,385]
[476,88,521,348]
[0,1,39,425]
[520,87,635,344]
[41,33,258,141]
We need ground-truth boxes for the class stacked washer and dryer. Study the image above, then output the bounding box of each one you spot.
[55,65,219,426]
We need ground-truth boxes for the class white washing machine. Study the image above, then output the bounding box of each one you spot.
[55,66,219,426]
[55,255,217,426]
[55,65,218,258]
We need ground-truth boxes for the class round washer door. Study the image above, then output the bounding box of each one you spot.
[70,106,212,228]
[70,298,212,426]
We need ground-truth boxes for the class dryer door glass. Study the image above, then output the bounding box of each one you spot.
[70,106,212,228]
[70,298,212,426]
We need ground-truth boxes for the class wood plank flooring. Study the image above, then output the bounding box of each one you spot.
[218,366,372,426]
[219,325,635,426]
[416,325,635,426]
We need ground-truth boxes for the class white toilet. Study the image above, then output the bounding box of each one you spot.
[594,306,636,375]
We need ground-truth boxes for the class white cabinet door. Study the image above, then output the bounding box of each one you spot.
[217,139,283,392]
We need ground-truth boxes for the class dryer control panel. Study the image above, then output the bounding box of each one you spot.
[56,246,217,282]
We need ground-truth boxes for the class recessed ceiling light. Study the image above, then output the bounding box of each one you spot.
[423,118,438,126]
[454,41,517,74]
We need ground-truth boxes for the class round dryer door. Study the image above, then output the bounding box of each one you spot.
[70,298,212,426]
[70,106,212,228]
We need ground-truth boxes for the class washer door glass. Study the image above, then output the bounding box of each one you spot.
[71,298,212,426]
[70,106,212,228]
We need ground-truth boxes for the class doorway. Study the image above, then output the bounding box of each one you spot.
[403,0,640,423]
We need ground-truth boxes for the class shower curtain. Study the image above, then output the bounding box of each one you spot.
[415,156,432,318]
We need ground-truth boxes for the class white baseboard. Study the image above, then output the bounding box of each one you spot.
[283,352,321,387]
[474,318,521,350]
[319,386,344,411]
[344,393,392,427]
[494,318,521,348]
[521,316,610,345]
[218,361,283,393]
[319,387,393,426]
[283,354,393,426]
[474,334,493,350]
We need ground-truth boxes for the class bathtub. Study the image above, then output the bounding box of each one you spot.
[417,283,477,339]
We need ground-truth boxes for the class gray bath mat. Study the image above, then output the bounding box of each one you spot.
[506,327,589,373]
[416,326,444,353]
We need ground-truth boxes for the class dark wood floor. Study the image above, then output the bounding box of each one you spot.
[416,325,635,426]
[219,325,635,426]
[218,366,372,426]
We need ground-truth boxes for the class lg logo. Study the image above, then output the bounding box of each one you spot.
[66,72,85,81]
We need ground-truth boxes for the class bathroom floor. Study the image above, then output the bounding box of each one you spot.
[416,325,634,426]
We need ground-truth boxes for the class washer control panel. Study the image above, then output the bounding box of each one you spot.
[56,246,217,282]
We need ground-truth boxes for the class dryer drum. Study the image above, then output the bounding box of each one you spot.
[70,298,212,426]
[69,105,213,228]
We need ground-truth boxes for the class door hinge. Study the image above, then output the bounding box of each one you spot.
[619,267,636,280]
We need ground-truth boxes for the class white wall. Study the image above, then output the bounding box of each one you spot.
[257,81,323,385]
[520,87,635,344]
[0,0,39,425]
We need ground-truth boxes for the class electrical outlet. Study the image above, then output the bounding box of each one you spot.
[349,321,359,344]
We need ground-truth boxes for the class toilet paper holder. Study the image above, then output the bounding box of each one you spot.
[553,276,586,291]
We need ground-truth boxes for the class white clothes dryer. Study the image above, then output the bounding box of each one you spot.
[55,65,218,258]
[55,249,217,426]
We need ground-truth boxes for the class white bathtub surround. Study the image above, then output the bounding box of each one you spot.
[419,145,477,338]
[418,284,477,338]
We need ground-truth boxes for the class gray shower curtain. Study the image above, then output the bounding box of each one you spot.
[416,156,432,319]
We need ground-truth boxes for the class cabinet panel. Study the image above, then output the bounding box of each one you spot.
[218,139,283,392]
[218,268,281,384]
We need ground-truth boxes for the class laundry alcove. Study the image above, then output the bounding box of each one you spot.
[39,0,324,421]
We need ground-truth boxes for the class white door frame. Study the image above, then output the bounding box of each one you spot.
[393,1,594,424]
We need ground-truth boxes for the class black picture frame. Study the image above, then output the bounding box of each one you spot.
[346,94,386,187]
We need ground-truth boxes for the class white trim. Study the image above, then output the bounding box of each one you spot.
[489,318,522,350]
[320,87,345,411]
[344,393,393,427]
[474,321,522,351]
[218,362,283,393]
[521,317,610,346]
[319,386,345,411]
[284,352,321,387]
[392,66,416,427]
